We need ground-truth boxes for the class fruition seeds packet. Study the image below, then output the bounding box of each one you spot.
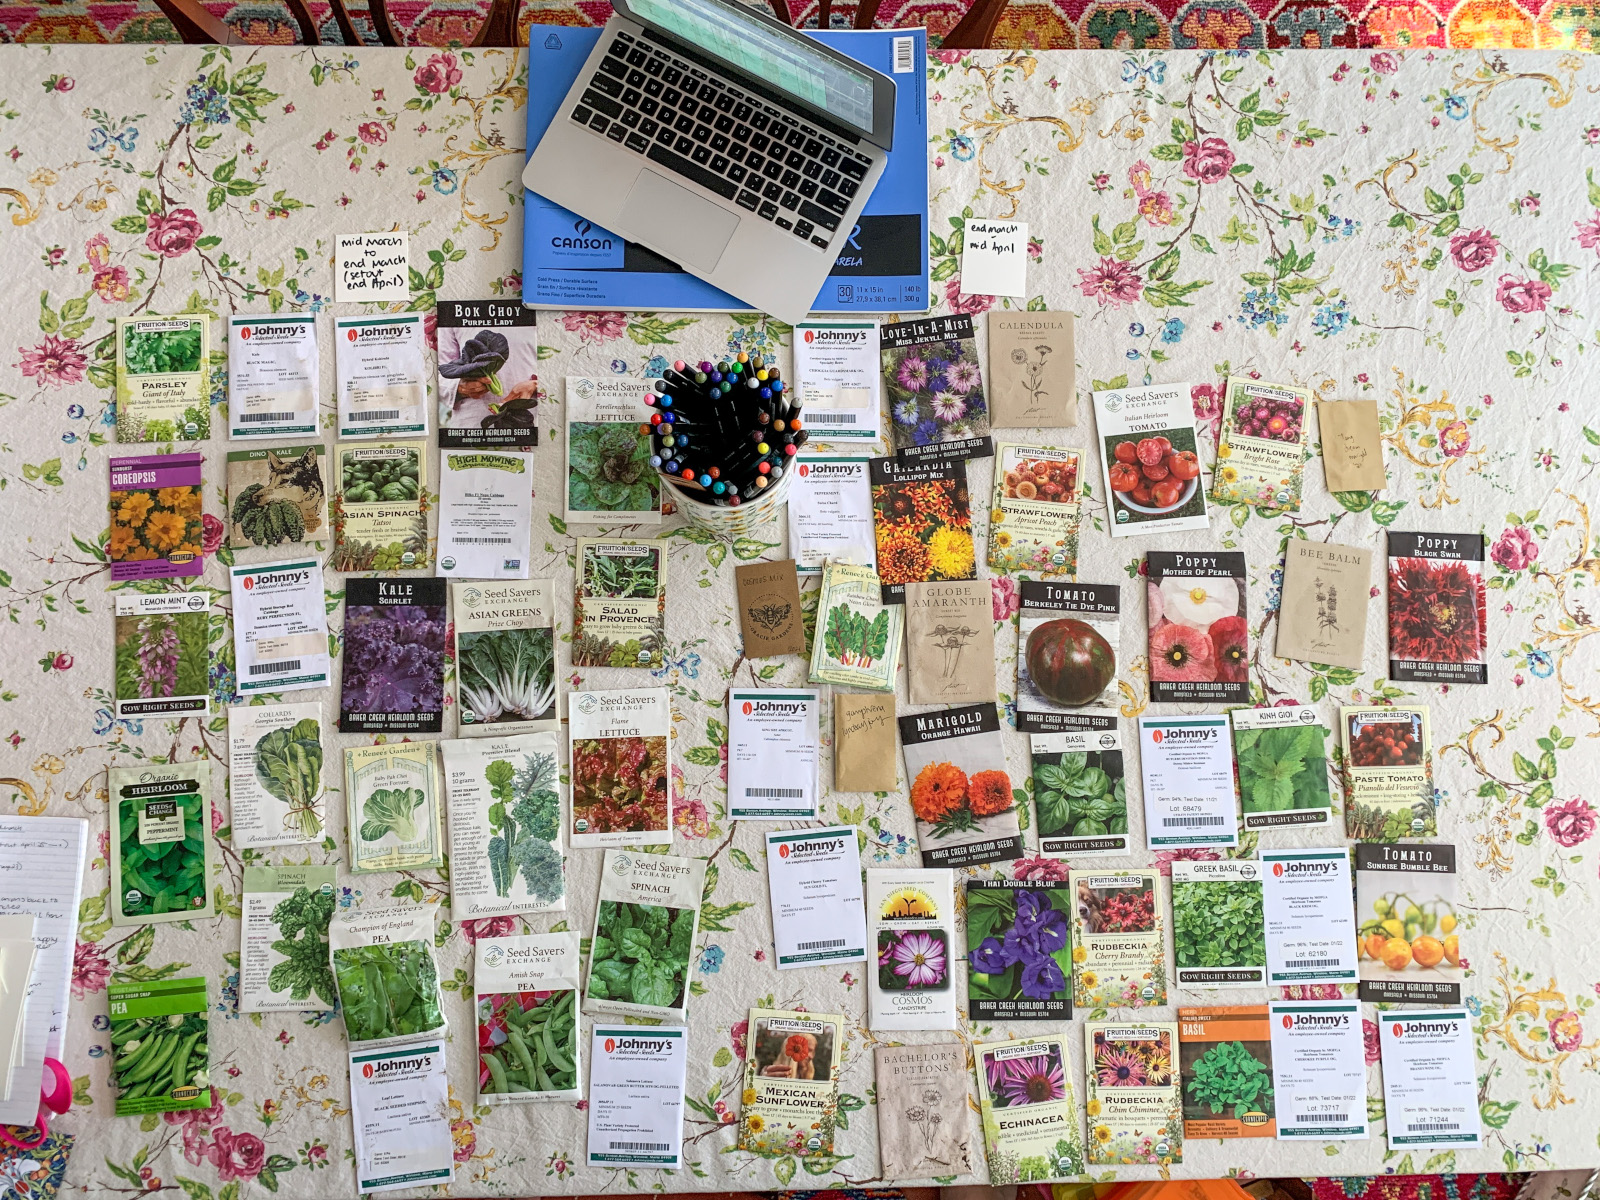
[1069,868,1166,1009]
[1211,376,1312,512]
[737,1009,848,1158]
[115,315,211,442]
[1083,1022,1183,1165]
[989,443,1083,578]
[974,1035,1084,1185]
[1340,705,1437,841]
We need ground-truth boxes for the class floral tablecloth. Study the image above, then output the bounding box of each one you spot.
[1,43,1598,1200]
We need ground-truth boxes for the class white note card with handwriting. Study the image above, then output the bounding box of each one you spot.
[960,219,1028,298]
[335,232,411,303]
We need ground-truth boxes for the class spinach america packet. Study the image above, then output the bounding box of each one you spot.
[583,849,706,1026]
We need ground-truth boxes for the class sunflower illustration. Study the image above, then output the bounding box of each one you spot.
[1094,1125,1112,1143]
[1071,945,1088,964]
[741,1088,757,1106]
[1080,971,1099,989]
[745,1114,765,1133]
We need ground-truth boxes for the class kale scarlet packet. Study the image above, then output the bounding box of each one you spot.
[1017,580,1120,732]
[880,313,992,462]
[869,455,976,604]
[339,578,447,733]
[436,300,541,448]
[1386,531,1488,684]
[1146,551,1248,703]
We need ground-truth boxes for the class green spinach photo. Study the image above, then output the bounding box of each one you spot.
[586,900,695,1010]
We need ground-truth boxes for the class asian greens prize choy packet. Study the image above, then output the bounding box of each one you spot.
[452,580,558,736]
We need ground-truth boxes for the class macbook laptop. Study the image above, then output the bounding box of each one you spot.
[522,0,897,326]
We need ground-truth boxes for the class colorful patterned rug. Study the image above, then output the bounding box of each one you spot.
[0,0,1593,48]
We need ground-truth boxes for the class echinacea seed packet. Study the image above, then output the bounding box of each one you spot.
[974,1034,1084,1185]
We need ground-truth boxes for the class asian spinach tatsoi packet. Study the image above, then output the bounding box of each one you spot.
[328,906,447,1046]
[474,933,581,1104]
[583,849,707,1025]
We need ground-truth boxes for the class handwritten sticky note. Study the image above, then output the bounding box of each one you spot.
[1318,399,1387,492]
[335,232,411,303]
[960,218,1028,298]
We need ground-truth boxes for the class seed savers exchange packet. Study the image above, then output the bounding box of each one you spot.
[332,441,428,572]
[1231,706,1333,831]
[339,578,448,734]
[436,450,534,579]
[974,1035,1085,1185]
[1211,376,1312,511]
[229,558,331,696]
[567,689,671,848]
[1146,551,1249,704]
[227,313,317,440]
[452,579,558,735]
[874,1042,972,1179]
[899,703,1023,869]
[809,559,903,692]
[227,445,329,550]
[109,453,204,581]
[965,879,1072,1021]
[1017,580,1121,733]
[989,444,1083,578]
[335,312,427,438]
[239,864,338,1013]
[738,1008,847,1158]
[436,300,542,449]
[1387,531,1488,685]
[441,734,565,920]
[343,742,445,874]
[1084,1022,1183,1165]
[1356,842,1460,1005]
[585,849,705,1025]
[108,761,216,927]
[115,315,210,443]
[1177,1005,1276,1140]
[474,933,581,1105]
[1070,868,1166,1009]
[572,539,666,669]
[114,592,209,719]
[866,869,956,1031]
[564,376,660,525]
[227,701,326,847]
[1341,705,1437,840]
[1092,383,1207,537]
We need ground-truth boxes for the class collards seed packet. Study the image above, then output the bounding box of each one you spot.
[1092,383,1207,537]
[227,313,317,440]
[109,453,204,581]
[563,376,660,525]
[572,539,666,669]
[114,592,209,719]
[1386,531,1487,685]
[227,701,325,847]
[227,445,328,550]
[1341,705,1437,840]
[1146,551,1248,703]
[1211,376,1312,512]
[339,578,447,734]
[974,1034,1084,1184]
[343,742,445,874]
[1084,1022,1183,1165]
[989,443,1083,578]
[1032,714,1129,858]
[965,878,1072,1021]
[1355,842,1460,1005]
[1070,868,1167,1009]
[1177,1005,1276,1139]
[332,441,429,572]
[738,1008,847,1158]
[869,455,976,604]
[881,314,992,463]
[899,703,1023,869]
[452,579,558,735]
[436,300,542,448]
[1017,580,1120,732]
[115,315,211,443]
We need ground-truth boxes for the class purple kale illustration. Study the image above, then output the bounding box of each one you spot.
[340,595,448,731]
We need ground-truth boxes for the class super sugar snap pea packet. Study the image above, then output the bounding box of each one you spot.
[328,905,447,1047]
[108,761,217,928]
[108,976,210,1117]
[474,932,581,1104]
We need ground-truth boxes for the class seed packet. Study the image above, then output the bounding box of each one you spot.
[874,1042,972,1179]
[1170,860,1266,988]
[793,321,882,445]
[904,579,994,705]
[474,933,581,1104]
[343,742,445,874]
[584,849,705,1024]
[1378,1009,1481,1150]
[440,733,565,919]
[108,761,216,927]
[339,578,447,734]
[328,905,447,1046]
[788,456,875,574]
[567,689,672,848]
[572,539,666,669]
[1017,580,1119,732]
[436,300,542,448]
[114,592,209,719]
[1261,848,1360,987]
[452,579,557,735]
[239,865,338,1013]
[809,560,904,692]
[587,1025,687,1169]
[1146,551,1248,703]
[229,558,331,695]
[1387,531,1488,684]
[869,455,976,604]
[1032,717,1129,859]
[988,310,1077,427]
[1340,705,1437,840]
[1137,714,1239,850]
[734,561,806,659]
[332,441,429,572]
[1266,999,1369,1140]
[335,313,427,438]
[833,693,897,792]
[227,701,326,847]
[973,1034,1084,1184]
[1231,706,1333,831]
[115,315,211,443]
[1177,1005,1276,1140]
[965,879,1072,1020]
[1355,843,1460,1005]
[728,689,820,819]
[227,445,329,550]
[737,1008,847,1157]
[881,314,992,462]
[435,450,533,579]
[563,376,660,525]
[989,444,1083,577]
[1092,383,1207,536]
[108,453,204,581]
[1211,376,1312,511]
[226,313,318,439]
[867,869,956,1031]
[899,703,1023,869]
[767,826,866,969]
[1069,868,1166,1009]
[1318,399,1387,492]
[1274,540,1371,671]
[108,977,209,1115]
[1084,1021,1183,1165]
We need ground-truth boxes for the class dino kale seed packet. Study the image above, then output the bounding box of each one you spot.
[115,315,211,443]
[965,878,1072,1021]
[1170,860,1266,988]
[227,701,326,847]
[900,703,1024,869]
[988,443,1084,578]
[452,579,558,736]
[109,453,205,581]
[974,1034,1085,1185]
[809,559,904,692]
[1069,868,1166,1010]
[1032,715,1129,859]
[1146,550,1248,704]
[332,441,428,572]
[343,742,445,874]
[226,445,329,550]
[584,849,706,1025]
[440,733,565,920]
[737,1008,848,1158]
[1340,704,1437,840]
[339,578,448,734]
[1083,1022,1183,1165]
[437,449,535,579]
[239,864,338,1013]
[108,760,217,927]
[329,905,447,1046]
[229,558,331,696]
[334,312,427,438]
[1355,842,1461,1006]
[867,868,956,1031]
[113,592,210,719]
[1386,531,1488,685]
[563,376,660,525]
[436,300,541,449]
[474,932,582,1104]
[1177,1005,1276,1139]
[1210,376,1312,512]
[1230,705,1332,831]
[1016,580,1120,734]
[108,977,210,1116]
[226,313,318,440]
[572,539,666,670]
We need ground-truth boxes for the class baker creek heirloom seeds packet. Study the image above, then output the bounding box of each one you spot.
[1084,1022,1183,1165]
[788,457,876,574]
[474,933,581,1104]
[339,578,448,734]
[109,453,205,581]
[899,703,1024,869]
[572,539,666,670]
[108,977,210,1117]
[989,444,1084,578]
[866,869,956,1031]
[564,377,661,525]
[115,315,211,442]
[440,734,565,919]
[435,300,542,449]
[436,450,534,579]
[1231,706,1333,831]
[1092,383,1208,537]
[226,445,328,551]
[335,313,427,438]
[239,865,338,1013]
[343,742,445,874]
[1146,551,1249,704]
[874,1042,972,1179]
[229,559,331,695]
[1211,377,1313,511]
[974,1035,1085,1185]
[1356,843,1461,1005]
[452,579,558,736]
[965,879,1073,1021]
[904,579,995,706]
[880,313,992,463]
[227,701,326,847]
[1016,580,1120,732]
[809,559,904,692]
[113,592,209,719]
[1033,716,1129,859]
[1387,531,1489,685]
[1340,705,1438,840]
[108,761,217,927]
[793,321,882,444]
[737,1008,848,1158]
[869,455,977,605]
[332,441,428,572]
[584,850,706,1025]
[1070,868,1167,1009]
[1170,861,1266,988]
[1177,1005,1276,1140]
[227,313,317,439]
[567,689,672,848]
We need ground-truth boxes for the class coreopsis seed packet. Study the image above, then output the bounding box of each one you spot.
[436,300,542,449]
[874,1042,972,1179]
[474,932,581,1105]
[904,579,994,705]
[1355,843,1461,1005]
[227,701,326,847]
[441,733,565,920]
[338,578,448,734]
[452,579,558,736]
[793,320,882,446]
[226,313,317,440]
[572,539,666,669]
[108,977,210,1116]
[564,376,660,525]
[965,879,1072,1021]
[343,742,445,874]
[737,1008,847,1158]
[226,445,329,550]
[1211,376,1312,511]
[899,703,1023,869]
[1170,860,1266,988]
[1083,1022,1183,1165]
[1177,1005,1276,1140]
[436,449,534,579]
[1146,551,1249,704]
[108,761,217,927]
[973,1034,1084,1184]
[869,456,976,604]
[108,453,204,581]
[332,441,428,572]
[788,456,876,574]
[115,315,211,443]
[988,310,1076,427]
[1017,580,1120,733]
[866,869,956,1031]
[1340,705,1437,840]
[809,559,903,692]
[229,558,331,696]
[239,864,338,1013]
[1386,531,1488,685]
[988,443,1083,578]
[881,314,992,463]
[1231,706,1333,831]
[1032,714,1129,859]
[584,850,705,1025]
[566,689,672,848]
[1069,868,1166,1009]
[1092,383,1207,537]
[335,313,427,438]
[113,592,209,719]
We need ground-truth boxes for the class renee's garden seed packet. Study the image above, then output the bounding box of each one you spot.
[1146,551,1249,703]
[226,445,328,550]
[1231,706,1333,831]
[1092,384,1207,537]
[339,578,448,734]
[109,453,204,581]
[564,376,660,525]
[108,761,216,927]
[114,592,209,718]
[1017,580,1120,733]
[227,313,317,439]
[441,733,565,920]
[585,850,705,1024]
[965,879,1072,1021]
[1084,1022,1183,1165]
[566,689,671,848]
[1356,842,1460,1005]
[1070,868,1166,1009]
[436,300,542,448]
[1341,705,1437,840]
[738,1008,847,1158]
[229,558,331,695]
[474,933,581,1104]
[869,456,975,604]
[437,449,534,578]
[1170,860,1266,988]
[452,579,557,735]
[989,444,1083,578]
[1387,531,1488,685]
[809,560,903,692]
[115,315,211,443]
[974,1035,1084,1184]
[1177,1006,1276,1140]
[881,314,991,463]
[239,865,338,1013]
[867,869,956,1031]
[899,703,1023,869]
[1032,717,1129,858]
[572,539,665,669]
[227,701,326,847]
[332,441,428,572]
[343,742,445,874]
[335,313,427,438]
[1211,377,1312,512]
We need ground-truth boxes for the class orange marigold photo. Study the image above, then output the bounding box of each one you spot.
[968,769,1014,817]
[910,761,968,822]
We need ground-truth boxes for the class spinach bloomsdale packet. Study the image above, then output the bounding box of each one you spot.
[1084,1022,1183,1165]
[899,703,1023,869]
[1069,868,1166,1009]
[866,868,956,1031]
[240,865,338,1013]
[965,879,1072,1020]
[1340,704,1437,840]
[452,579,558,736]
[974,1035,1084,1185]
[874,1042,972,1180]
[339,578,448,734]
[1146,551,1249,703]
[583,849,706,1025]
[108,761,217,927]
[441,733,565,919]
[113,592,210,719]
[343,742,445,874]
[737,1009,847,1158]
[1386,531,1488,685]
[1178,1006,1276,1140]
[474,933,581,1104]
[572,539,666,670]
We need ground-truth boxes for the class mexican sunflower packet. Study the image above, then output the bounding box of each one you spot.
[737,1008,847,1158]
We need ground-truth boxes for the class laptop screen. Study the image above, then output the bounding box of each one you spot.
[629,0,877,134]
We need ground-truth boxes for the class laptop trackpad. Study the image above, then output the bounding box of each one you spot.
[619,170,738,271]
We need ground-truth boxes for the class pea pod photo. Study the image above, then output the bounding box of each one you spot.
[328,906,447,1045]
[472,931,583,1103]
[107,977,210,1116]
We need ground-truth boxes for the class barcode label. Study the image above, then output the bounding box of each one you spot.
[349,409,401,422]
[1406,1122,1460,1131]
[453,537,513,544]
[1162,815,1226,826]
[796,938,846,951]
[238,411,300,423]
[807,412,858,424]
[892,34,914,72]
[608,1141,670,1152]
[1295,1113,1349,1124]
[248,659,302,676]
[745,787,805,798]
[1290,958,1343,968]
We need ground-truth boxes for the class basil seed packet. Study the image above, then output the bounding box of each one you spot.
[1170,860,1266,988]
[108,761,217,928]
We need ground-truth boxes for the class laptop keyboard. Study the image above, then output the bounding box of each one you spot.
[568,29,871,250]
